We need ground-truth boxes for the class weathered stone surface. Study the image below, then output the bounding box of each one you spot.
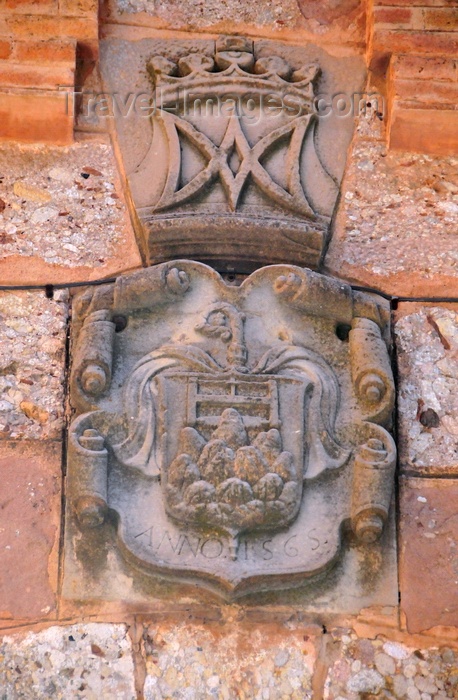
[0,623,136,698]
[64,260,397,609]
[106,0,366,46]
[0,441,61,620]
[0,139,142,284]
[100,37,365,271]
[0,290,68,440]
[115,0,302,28]
[400,477,458,633]
[325,132,458,296]
[142,621,316,699]
[297,0,362,24]
[324,630,458,699]
[395,306,458,474]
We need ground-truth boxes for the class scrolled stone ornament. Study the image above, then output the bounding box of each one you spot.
[351,431,396,543]
[73,309,115,399]
[69,422,109,529]
[349,317,395,423]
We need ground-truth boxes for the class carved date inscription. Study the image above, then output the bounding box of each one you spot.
[133,526,329,562]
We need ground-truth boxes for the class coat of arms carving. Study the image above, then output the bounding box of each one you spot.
[100,36,365,272]
[64,262,396,604]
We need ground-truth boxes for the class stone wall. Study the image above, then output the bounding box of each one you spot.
[0,124,457,696]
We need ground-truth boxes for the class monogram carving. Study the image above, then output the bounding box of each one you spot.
[64,262,397,606]
[100,36,365,271]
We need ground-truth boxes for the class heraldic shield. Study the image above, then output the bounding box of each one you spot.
[65,261,397,602]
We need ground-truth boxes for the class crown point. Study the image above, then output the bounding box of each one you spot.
[291,63,321,84]
[254,56,292,80]
[216,35,253,53]
[148,56,177,81]
[178,54,214,76]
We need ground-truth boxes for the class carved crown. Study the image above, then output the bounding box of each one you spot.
[148,35,320,107]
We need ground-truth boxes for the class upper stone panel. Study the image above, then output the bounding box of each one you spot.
[100,37,365,272]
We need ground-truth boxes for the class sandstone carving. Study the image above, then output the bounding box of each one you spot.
[100,36,365,271]
[65,261,396,602]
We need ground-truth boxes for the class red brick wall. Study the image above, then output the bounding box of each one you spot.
[0,0,98,144]
[369,1,458,154]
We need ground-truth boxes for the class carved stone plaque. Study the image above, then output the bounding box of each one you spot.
[64,261,397,607]
[100,37,365,271]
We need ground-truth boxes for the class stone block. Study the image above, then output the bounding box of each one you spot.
[324,134,458,296]
[395,306,458,474]
[100,36,365,272]
[104,0,367,47]
[0,139,142,284]
[109,0,304,31]
[399,477,458,633]
[296,0,364,25]
[0,623,136,697]
[324,630,458,698]
[0,441,61,620]
[0,290,68,441]
[142,621,316,699]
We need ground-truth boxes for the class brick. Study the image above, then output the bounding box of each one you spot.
[423,7,458,30]
[4,15,97,41]
[0,441,61,620]
[13,39,76,64]
[394,77,458,107]
[3,0,58,13]
[0,39,12,59]
[373,6,413,27]
[400,477,458,633]
[373,29,458,55]
[59,0,98,17]
[393,54,457,82]
[0,62,74,90]
[0,90,73,145]
[389,105,458,156]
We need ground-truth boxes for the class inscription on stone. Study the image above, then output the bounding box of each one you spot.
[65,261,396,601]
[133,528,304,560]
